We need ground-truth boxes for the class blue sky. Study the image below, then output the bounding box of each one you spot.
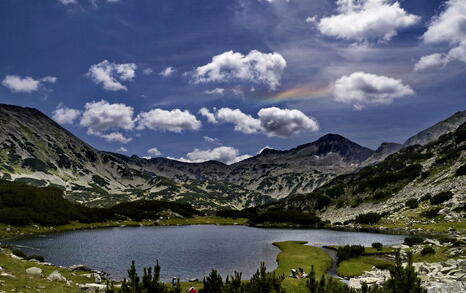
[0,0,465,164]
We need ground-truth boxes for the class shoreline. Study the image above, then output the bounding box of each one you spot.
[1,216,462,242]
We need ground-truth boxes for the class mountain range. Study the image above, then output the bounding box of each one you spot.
[1,103,465,213]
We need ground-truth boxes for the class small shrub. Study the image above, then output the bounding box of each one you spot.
[405,199,419,209]
[11,248,27,258]
[404,236,425,246]
[423,207,441,218]
[371,242,383,250]
[420,246,435,256]
[26,254,45,262]
[420,193,432,202]
[430,191,453,205]
[456,163,466,176]
[336,245,365,263]
[354,212,382,224]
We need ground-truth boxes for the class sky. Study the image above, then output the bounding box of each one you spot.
[0,0,465,164]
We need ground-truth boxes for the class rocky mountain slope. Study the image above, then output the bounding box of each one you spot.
[403,110,466,147]
[268,121,466,226]
[0,103,464,213]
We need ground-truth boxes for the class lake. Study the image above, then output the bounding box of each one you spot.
[4,225,405,281]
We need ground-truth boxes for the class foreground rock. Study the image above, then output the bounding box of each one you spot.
[25,267,42,276]
[348,259,466,293]
[47,270,67,282]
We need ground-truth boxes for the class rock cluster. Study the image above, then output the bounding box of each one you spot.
[348,259,466,293]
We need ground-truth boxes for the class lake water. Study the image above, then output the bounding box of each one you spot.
[4,225,405,281]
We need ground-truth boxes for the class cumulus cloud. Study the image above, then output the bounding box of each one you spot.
[171,146,251,165]
[147,147,162,156]
[192,50,287,90]
[202,107,319,138]
[216,108,263,134]
[205,88,225,95]
[2,75,57,93]
[86,60,137,91]
[199,107,218,124]
[316,0,420,42]
[100,132,132,144]
[333,72,415,109]
[117,147,128,153]
[136,109,201,132]
[257,107,319,138]
[415,0,466,70]
[52,104,81,125]
[80,100,135,141]
[414,53,446,71]
[160,67,175,77]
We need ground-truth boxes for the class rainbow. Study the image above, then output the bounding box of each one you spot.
[258,85,334,103]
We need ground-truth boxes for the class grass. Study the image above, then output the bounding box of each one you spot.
[336,256,393,278]
[412,246,451,263]
[0,248,91,293]
[0,216,248,240]
[273,241,332,293]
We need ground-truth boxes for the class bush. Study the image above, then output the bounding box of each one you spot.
[371,242,383,250]
[423,207,441,218]
[405,199,419,209]
[430,191,453,205]
[420,246,435,256]
[404,236,425,246]
[354,212,382,224]
[420,193,431,202]
[11,248,27,258]
[456,163,466,176]
[26,254,45,262]
[336,245,365,263]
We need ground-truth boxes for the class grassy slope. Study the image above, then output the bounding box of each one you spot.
[273,241,332,293]
[337,256,392,278]
[0,249,91,293]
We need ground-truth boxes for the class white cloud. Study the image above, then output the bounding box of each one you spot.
[414,53,446,71]
[57,0,76,5]
[86,60,137,91]
[143,68,153,75]
[193,50,287,90]
[257,107,319,138]
[160,66,175,77]
[80,100,135,136]
[203,136,221,144]
[136,109,201,132]
[216,108,263,134]
[171,146,251,165]
[100,132,132,144]
[422,0,466,45]
[333,72,415,109]
[416,0,466,70]
[147,147,162,156]
[2,75,57,93]
[316,0,420,42]
[199,107,218,124]
[202,107,319,137]
[117,147,128,153]
[52,104,81,125]
[205,88,225,95]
